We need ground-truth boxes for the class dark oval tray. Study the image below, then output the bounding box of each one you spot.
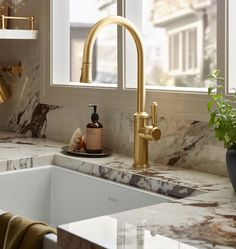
[61,146,111,158]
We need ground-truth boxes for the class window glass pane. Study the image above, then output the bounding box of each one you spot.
[126,0,217,90]
[173,34,180,71]
[228,0,236,92]
[70,0,117,84]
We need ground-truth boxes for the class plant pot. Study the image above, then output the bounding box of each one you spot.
[226,149,236,192]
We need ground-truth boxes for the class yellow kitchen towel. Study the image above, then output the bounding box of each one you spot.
[0,213,10,249]
[0,213,56,249]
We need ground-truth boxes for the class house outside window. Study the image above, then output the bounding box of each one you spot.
[145,0,216,88]
[168,22,202,77]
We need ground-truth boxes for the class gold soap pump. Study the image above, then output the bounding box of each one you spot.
[80,16,161,169]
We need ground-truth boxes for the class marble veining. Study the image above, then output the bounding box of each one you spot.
[54,153,230,198]
[54,152,236,248]
[58,186,236,249]
[0,131,235,249]
[0,0,227,177]
[0,40,228,177]
[6,157,33,171]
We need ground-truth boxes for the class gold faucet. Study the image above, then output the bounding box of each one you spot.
[80,16,161,168]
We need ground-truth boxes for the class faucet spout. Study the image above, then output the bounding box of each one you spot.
[80,16,161,168]
[80,16,145,113]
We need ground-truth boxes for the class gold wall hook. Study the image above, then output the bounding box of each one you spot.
[0,61,23,77]
[0,75,10,103]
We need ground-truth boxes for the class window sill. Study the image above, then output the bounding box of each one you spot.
[54,82,117,89]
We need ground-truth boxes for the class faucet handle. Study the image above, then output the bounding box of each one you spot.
[151,102,158,127]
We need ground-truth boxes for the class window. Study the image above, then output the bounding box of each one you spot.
[228,0,236,93]
[126,0,216,90]
[40,0,226,121]
[70,0,117,84]
[168,23,202,76]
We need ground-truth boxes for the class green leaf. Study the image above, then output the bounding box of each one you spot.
[209,111,217,127]
[228,129,236,141]
[208,87,214,95]
[213,94,223,100]
[207,101,214,113]
[207,70,224,82]
[215,127,225,140]
[217,77,225,82]
[216,85,224,91]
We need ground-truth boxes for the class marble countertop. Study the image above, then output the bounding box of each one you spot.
[0,131,235,249]
[0,132,64,160]
[56,159,236,249]
[0,131,65,171]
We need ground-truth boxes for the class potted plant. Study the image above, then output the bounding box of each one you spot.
[208,70,236,191]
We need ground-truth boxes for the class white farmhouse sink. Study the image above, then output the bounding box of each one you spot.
[0,166,173,227]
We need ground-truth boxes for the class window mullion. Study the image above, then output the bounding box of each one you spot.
[117,0,125,90]
[123,0,143,89]
[186,30,190,72]
[179,32,183,72]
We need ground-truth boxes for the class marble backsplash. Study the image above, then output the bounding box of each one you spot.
[0,58,226,176]
[0,1,226,177]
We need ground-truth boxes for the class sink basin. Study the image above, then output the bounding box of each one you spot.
[0,166,173,227]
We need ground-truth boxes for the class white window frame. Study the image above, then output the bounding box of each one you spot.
[227,0,236,93]
[192,0,212,9]
[40,0,226,121]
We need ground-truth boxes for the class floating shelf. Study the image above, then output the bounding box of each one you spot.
[0,29,38,40]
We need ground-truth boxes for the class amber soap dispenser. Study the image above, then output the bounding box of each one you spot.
[86,104,103,153]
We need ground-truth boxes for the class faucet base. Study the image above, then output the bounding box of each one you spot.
[133,113,150,169]
[132,163,150,169]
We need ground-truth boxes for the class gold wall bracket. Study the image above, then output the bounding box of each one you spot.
[0,15,34,30]
[0,61,23,77]
[0,75,10,103]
